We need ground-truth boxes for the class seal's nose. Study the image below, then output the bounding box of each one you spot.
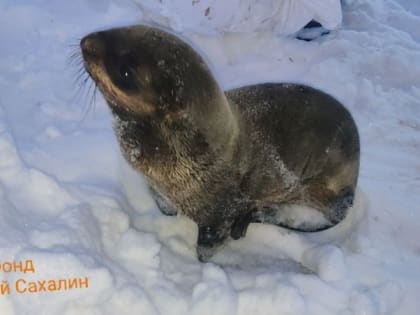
[80,33,103,59]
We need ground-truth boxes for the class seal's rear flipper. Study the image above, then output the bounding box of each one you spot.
[253,189,355,232]
[253,205,334,232]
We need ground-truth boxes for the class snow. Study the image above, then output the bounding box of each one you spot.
[0,0,419,314]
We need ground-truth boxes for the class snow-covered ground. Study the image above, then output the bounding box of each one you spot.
[0,0,419,314]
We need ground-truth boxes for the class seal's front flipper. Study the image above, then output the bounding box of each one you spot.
[230,212,254,240]
[196,226,228,262]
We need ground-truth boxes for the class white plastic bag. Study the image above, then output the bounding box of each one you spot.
[135,0,342,35]
[273,0,343,35]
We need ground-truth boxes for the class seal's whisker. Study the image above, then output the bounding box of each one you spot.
[89,80,96,114]
[84,78,96,118]
[72,80,87,105]
[67,51,87,103]
[67,43,81,48]
[78,87,91,123]
[92,84,98,115]
[69,57,83,68]
[67,37,82,49]
[73,76,89,103]
[70,64,92,111]
[67,48,83,66]
[72,65,86,91]
[66,40,100,124]
[69,50,80,60]
[74,68,88,86]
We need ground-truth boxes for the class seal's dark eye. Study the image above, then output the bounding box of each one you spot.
[119,64,135,89]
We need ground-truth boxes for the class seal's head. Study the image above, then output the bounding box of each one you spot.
[80,25,238,166]
[81,25,230,121]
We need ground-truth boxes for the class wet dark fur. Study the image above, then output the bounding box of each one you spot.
[80,25,360,262]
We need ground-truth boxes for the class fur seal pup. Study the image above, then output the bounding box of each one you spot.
[80,25,360,262]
